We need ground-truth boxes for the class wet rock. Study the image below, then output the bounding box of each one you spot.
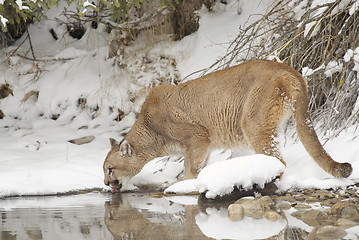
[335,218,359,228]
[301,209,328,220]
[349,214,359,222]
[312,190,333,200]
[228,204,244,221]
[299,209,331,227]
[338,189,347,197]
[261,195,275,207]
[228,196,283,222]
[275,194,295,203]
[320,197,341,207]
[233,197,270,219]
[316,226,347,240]
[294,203,312,210]
[326,202,359,218]
[69,136,95,145]
[291,211,302,219]
[305,196,319,203]
[278,203,291,210]
[264,210,281,222]
[347,188,356,195]
[342,206,358,219]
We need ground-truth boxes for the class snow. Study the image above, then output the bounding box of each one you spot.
[83,0,96,9]
[324,60,343,78]
[170,0,272,80]
[15,0,29,10]
[0,0,359,199]
[344,49,354,62]
[302,64,325,77]
[350,0,359,15]
[165,154,285,199]
[304,21,317,38]
[0,15,7,27]
[197,155,284,198]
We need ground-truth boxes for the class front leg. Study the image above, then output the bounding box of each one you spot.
[146,100,211,180]
[182,127,211,180]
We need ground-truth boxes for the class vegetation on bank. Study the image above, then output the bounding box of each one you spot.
[1,0,358,135]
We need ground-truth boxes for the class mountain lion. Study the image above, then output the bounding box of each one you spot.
[103,60,352,191]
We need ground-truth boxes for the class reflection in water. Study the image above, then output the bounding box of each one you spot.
[3,192,353,239]
[196,208,287,239]
[104,194,291,240]
[104,194,207,239]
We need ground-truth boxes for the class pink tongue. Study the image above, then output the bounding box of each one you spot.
[111,188,117,193]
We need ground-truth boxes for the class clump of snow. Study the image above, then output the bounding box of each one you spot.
[0,15,7,27]
[324,60,343,78]
[302,64,325,77]
[196,155,285,198]
[354,47,359,72]
[165,154,285,199]
[342,47,359,79]
[349,0,359,15]
[304,21,317,38]
[344,49,354,62]
[164,179,198,194]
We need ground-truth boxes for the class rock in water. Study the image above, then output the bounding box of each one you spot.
[265,211,281,222]
[233,197,269,219]
[228,204,244,221]
[316,226,347,239]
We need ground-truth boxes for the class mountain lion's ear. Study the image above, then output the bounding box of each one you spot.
[109,138,119,148]
[119,140,133,157]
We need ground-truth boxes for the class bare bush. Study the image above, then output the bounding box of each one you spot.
[198,0,359,135]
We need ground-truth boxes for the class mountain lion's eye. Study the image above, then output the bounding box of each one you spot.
[108,167,113,174]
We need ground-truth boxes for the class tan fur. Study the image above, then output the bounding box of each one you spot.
[103,60,352,190]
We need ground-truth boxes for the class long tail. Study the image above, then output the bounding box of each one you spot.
[293,81,352,178]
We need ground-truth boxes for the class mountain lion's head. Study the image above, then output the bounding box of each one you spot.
[103,138,140,192]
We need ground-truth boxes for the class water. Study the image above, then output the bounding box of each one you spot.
[0,193,358,240]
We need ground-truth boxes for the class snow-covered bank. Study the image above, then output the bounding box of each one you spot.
[165,154,285,198]
[1,0,359,198]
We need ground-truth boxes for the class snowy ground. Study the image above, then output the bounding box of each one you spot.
[1,0,359,198]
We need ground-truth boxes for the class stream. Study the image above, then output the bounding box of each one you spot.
[1,192,358,240]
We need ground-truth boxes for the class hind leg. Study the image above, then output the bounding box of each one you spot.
[241,85,290,167]
[242,121,286,167]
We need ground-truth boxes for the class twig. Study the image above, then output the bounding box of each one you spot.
[26,29,36,60]
[17,54,75,62]
[2,33,29,64]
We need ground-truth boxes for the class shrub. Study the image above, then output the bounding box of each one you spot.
[199,0,359,135]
